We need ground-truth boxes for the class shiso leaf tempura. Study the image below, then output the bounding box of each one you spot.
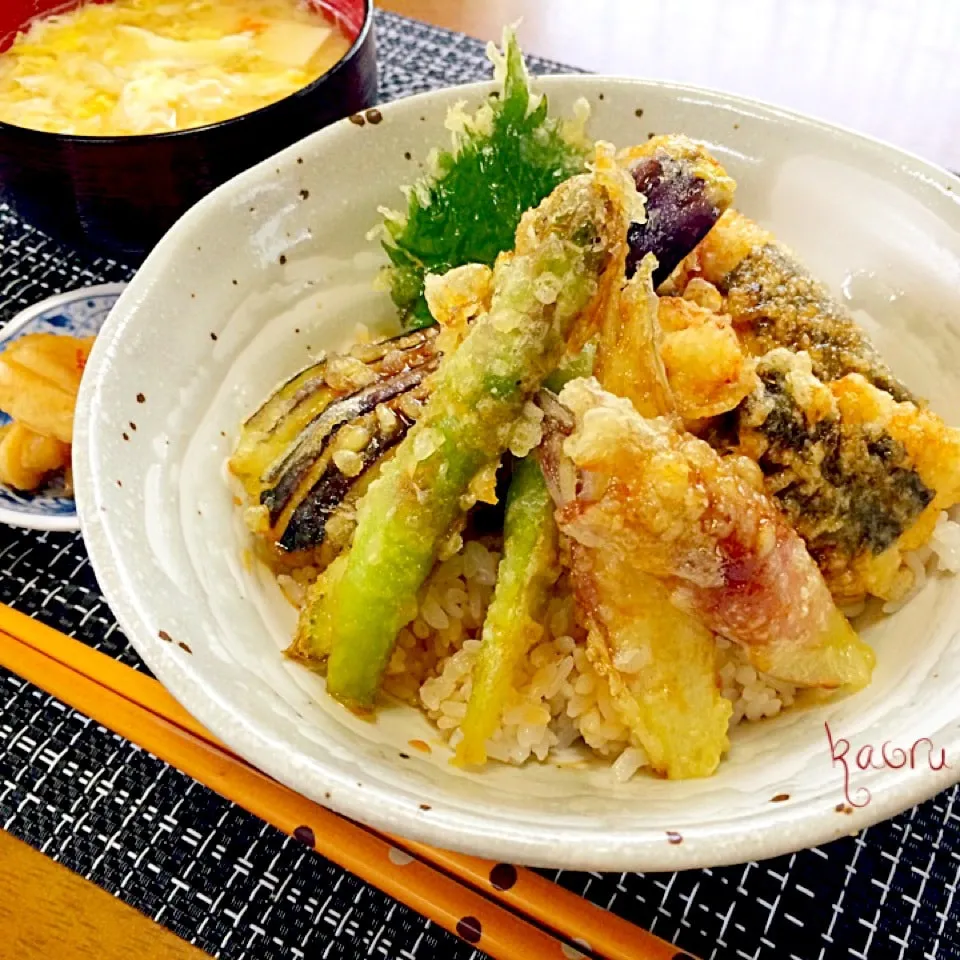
[297,147,640,708]
[380,26,590,330]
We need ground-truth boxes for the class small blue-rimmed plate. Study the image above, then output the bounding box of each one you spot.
[0,283,126,532]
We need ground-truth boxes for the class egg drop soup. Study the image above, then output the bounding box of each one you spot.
[0,0,354,136]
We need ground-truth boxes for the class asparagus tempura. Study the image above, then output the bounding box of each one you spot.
[296,149,639,708]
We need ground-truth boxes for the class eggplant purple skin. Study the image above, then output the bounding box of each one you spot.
[249,327,437,442]
[625,154,729,286]
[280,417,413,552]
[261,354,439,524]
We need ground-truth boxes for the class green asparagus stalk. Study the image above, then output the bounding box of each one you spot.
[297,169,632,708]
[457,344,595,763]
[456,447,557,764]
[543,340,596,393]
[457,457,558,765]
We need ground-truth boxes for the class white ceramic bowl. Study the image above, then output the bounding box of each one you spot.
[74,76,960,871]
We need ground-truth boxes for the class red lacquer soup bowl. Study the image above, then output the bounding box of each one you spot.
[0,0,376,259]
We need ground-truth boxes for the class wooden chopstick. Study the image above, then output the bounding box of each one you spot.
[0,604,220,748]
[0,604,690,960]
[398,842,678,960]
[0,627,580,960]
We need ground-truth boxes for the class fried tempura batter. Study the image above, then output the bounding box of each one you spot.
[658,294,756,422]
[720,349,960,600]
[667,210,960,601]
[539,387,731,780]
[664,210,913,402]
[590,250,754,426]
[619,134,736,286]
[546,378,874,690]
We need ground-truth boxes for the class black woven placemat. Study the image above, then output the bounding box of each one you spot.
[1,11,959,960]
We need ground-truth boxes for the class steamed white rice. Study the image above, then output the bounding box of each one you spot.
[881,509,960,614]
[279,510,960,782]
[397,510,960,780]
[377,538,801,782]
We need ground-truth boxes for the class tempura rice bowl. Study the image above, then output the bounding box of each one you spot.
[75,76,960,870]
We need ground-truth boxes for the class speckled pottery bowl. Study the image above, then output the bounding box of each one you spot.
[74,77,960,871]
